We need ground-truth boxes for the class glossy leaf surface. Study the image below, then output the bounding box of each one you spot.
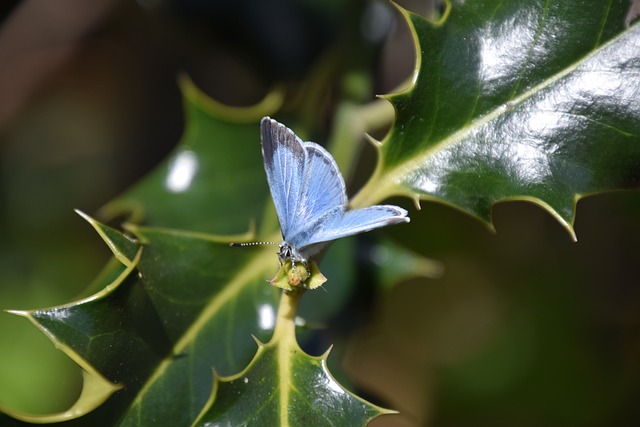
[193,292,390,427]
[1,76,360,425]
[115,225,281,426]
[101,77,273,234]
[1,82,285,425]
[4,213,281,426]
[356,0,640,239]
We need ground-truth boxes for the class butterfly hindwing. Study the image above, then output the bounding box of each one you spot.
[293,205,409,252]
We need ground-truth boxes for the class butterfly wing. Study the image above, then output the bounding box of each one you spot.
[261,117,307,238]
[292,205,410,254]
[261,117,409,258]
[288,141,348,237]
[261,118,348,240]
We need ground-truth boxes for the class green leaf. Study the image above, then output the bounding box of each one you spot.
[2,212,382,426]
[113,225,281,426]
[100,76,276,234]
[1,75,373,425]
[354,0,640,239]
[193,290,392,427]
[1,214,139,424]
[369,239,444,290]
[3,212,282,426]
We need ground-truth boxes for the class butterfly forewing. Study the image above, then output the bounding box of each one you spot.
[261,117,307,239]
[261,118,350,242]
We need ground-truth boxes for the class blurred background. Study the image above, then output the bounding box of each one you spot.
[1,0,639,426]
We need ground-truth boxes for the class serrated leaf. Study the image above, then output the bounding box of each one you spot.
[354,0,640,239]
[100,76,275,234]
[111,226,280,427]
[3,212,282,426]
[193,291,392,427]
[0,215,140,424]
[0,72,403,427]
[2,74,376,425]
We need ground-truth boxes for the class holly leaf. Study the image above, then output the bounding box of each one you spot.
[193,291,392,427]
[3,211,282,426]
[354,0,640,239]
[0,78,359,425]
[100,76,277,234]
[0,79,286,425]
[2,214,383,426]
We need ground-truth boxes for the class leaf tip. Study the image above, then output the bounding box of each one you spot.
[320,344,334,360]
[74,208,91,223]
[251,334,265,347]
[364,132,383,149]
[379,408,401,416]
[5,309,29,318]
[411,195,422,210]
[511,198,579,241]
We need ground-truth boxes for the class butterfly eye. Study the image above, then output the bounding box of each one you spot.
[278,243,293,260]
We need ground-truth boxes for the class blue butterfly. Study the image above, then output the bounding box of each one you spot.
[258,117,410,281]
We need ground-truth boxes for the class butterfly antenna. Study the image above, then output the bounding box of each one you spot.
[229,241,277,247]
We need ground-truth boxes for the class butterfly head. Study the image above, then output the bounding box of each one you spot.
[275,242,311,289]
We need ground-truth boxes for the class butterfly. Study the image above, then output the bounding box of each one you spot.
[235,117,410,288]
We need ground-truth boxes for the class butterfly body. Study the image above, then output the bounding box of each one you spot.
[260,117,409,286]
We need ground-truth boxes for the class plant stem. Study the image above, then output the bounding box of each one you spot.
[272,289,303,342]
[273,288,304,427]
